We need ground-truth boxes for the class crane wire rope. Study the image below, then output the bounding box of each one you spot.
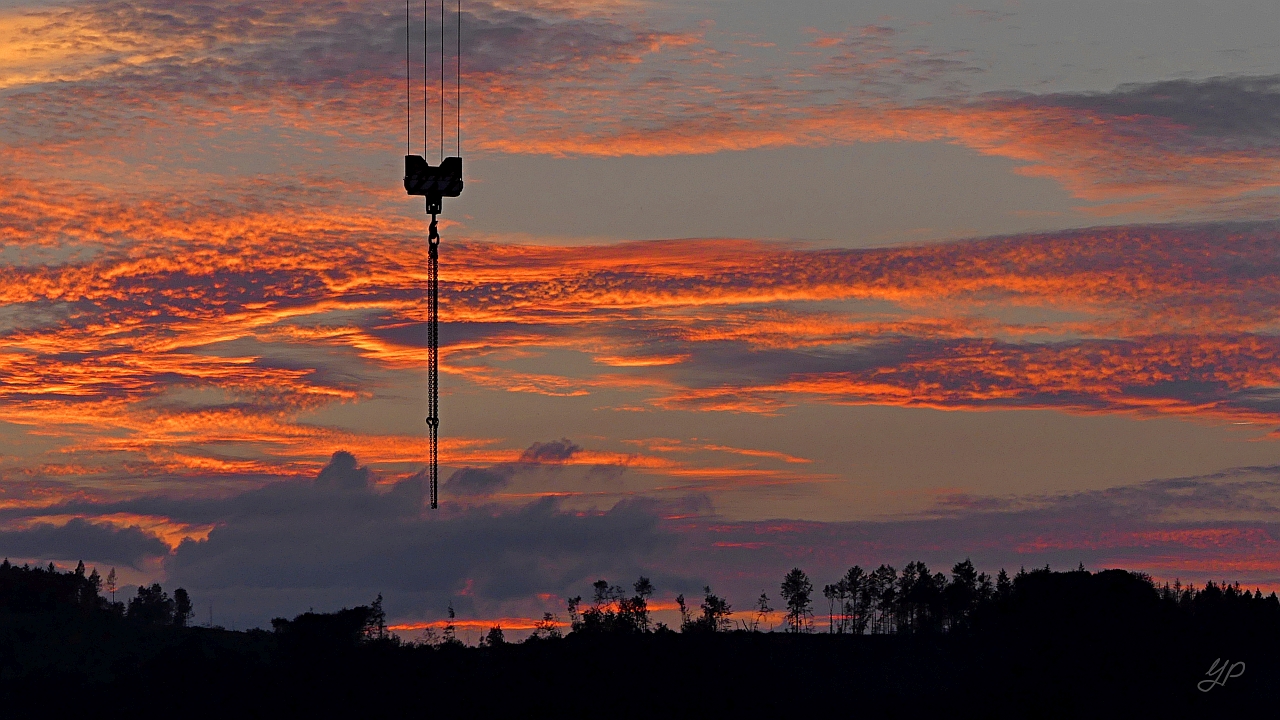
[458,0,463,156]
[430,0,435,158]
[405,0,410,155]
[440,0,445,162]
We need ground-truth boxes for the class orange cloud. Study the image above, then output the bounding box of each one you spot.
[3,174,1279,497]
[655,333,1280,424]
[1,513,215,552]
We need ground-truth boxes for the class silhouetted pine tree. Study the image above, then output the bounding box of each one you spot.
[173,588,194,627]
[781,568,814,633]
[839,566,870,634]
[868,565,898,634]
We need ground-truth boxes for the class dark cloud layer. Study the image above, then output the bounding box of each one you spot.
[158,451,674,627]
[2,453,1277,629]
[445,466,516,496]
[0,519,170,569]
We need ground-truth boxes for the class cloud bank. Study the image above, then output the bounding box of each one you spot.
[2,452,1276,629]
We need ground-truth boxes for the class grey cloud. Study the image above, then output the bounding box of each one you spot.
[966,75,1280,212]
[444,465,516,496]
[1021,75,1280,141]
[446,437,582,497]
[314,450,371,492]
[1075,465,1280,518]
[519,437,580,464]
[163,475,679,629]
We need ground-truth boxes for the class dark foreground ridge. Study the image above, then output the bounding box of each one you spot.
[1,559,1276,716]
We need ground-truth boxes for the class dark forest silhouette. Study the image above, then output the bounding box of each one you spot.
[1,557,1276,715]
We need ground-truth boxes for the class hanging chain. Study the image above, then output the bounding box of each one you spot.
[410,2,458,509]
[426,215,440,509]
[427,217,440,506]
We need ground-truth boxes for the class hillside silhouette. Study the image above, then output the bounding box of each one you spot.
[1,558,1275,716]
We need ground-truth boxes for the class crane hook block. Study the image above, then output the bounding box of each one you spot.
[405,155,463,215]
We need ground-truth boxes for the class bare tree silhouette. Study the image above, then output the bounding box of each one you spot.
[752,592,773,632]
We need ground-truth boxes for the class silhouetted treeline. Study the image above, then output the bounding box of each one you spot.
[271,593,388,652]
[1,558,1276,717]
[0,560,105,614]
[801,559,1280,638]
[558,560,1280,640]
[0,558,194,626]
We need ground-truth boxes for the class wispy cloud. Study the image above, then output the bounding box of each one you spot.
[4,2,1277,215]
[4,194,1279,499]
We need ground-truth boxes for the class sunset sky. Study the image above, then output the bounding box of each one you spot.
[3,0,1280,634]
